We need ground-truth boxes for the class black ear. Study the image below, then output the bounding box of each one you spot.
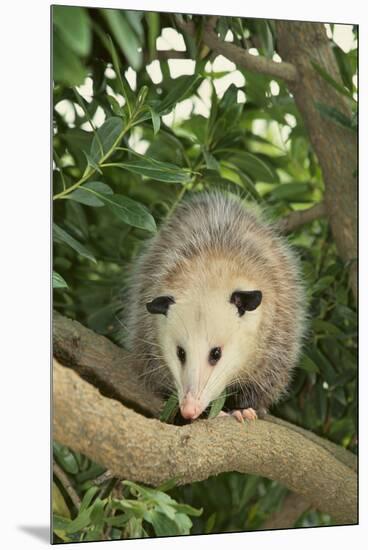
[146,295,175,316]
[230,290,262,317]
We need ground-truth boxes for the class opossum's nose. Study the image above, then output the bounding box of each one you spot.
[180,391,201,420]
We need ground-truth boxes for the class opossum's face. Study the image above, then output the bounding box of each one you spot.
[146,288,262,420]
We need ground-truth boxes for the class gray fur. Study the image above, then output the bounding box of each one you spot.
[124,191,307,411]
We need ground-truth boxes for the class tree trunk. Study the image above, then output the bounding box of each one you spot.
[276,21,357,299]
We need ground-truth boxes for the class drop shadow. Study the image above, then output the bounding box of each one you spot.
[17,525,50,544]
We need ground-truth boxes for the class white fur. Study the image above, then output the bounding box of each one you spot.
[156,267,263,413]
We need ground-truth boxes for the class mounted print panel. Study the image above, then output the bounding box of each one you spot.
[52,4,358,544]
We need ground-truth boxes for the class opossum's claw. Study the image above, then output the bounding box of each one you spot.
[240,408,258,421]
[216,408,257,423]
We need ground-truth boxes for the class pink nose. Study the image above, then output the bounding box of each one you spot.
[180,392,201,420]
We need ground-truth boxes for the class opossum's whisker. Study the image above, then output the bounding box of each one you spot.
[201,360,233,399]
[139,363,168,378]
[171,309,190,341]
[115,315,165,351]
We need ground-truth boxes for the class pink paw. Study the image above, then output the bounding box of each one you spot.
[216,408,258,423]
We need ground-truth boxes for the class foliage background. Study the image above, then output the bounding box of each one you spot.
[52,6,357,543]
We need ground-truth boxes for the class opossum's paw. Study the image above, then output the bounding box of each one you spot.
[217,408,257,423]
[240,408,258,421]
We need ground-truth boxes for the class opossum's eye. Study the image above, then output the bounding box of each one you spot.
[230,290,262,317]
[209,347,222,366]
[177,346,186,365]
[146,295,175,315]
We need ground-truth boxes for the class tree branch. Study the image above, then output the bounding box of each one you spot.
[277,202,326,234]
[53,460,81,510]
[53,358,357,525]
[175,17,298,82]
[53,312,357,474]
[53,310,162,417]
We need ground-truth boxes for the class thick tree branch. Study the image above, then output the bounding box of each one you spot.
[266,415,357,473]
[175,17,298,82]
[53,358,357,525]
[277,202,326,234]
[53,312,357,474]
[53,310,162,417]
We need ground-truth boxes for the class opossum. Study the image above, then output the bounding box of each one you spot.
[125,191,306,422]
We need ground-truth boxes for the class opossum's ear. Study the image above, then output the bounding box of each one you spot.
[146,295,175,316]
[230,290,262,316]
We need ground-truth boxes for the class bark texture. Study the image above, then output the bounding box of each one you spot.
[53,310,162,417]
[53,358,357,525]
[275,21,357,298]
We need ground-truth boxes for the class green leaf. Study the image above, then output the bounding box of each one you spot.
[126,517,145,538]
[67,191,103,207]
[268,182,312,202]
[101,9,143,70]
[53,223,97,263]
[98,194,156,232]
[307,348,336,385]
[299,353,320,374]
[65,508,92,534]
[106,94,124,116]
[220,162,261,202]
[68,181,113,207]
[105,514,130,527]
[312,275,335,295]
[84,152,103,174]
[145,510,182,536]
[315,102,354,130]
[112,498,146,518]
[333,45,355,93]
[311,60,353,100]
[90,117,124,163]
[110,158,192,184]
[53,271,68,289]
[145,12,160,60]
[157,477,180,492]
[53,31,87,87]
[205,512,217,534]
[174,513,193,534]
[125,11,144,39]
[229,152,279,183]
[203,150,220,171]
[160,394,179,422]
[208,391,227,418]
[312,319,343,336]
[158,74,202,114]
[61,128,93,161]
[53,482,71,518]
[149,106,161,135]
[105,35,134,110]
[254,20,274,58]
[53,514,71,531]
[53,6,91,57]
[86,181,113,194]
[53,442,80,474]
[171,503,203,517]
